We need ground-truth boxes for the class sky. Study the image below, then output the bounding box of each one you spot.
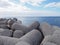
[0,0,60,17]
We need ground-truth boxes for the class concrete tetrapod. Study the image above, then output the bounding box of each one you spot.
[43,42,57,45]
[11,21,40,34]
[0,25,8,29]
[49,30,60,45]
[52,26,60,30]
[11,23,29,33]
[41,30,60,45]
[0,29,12,37]
[39,22,55,36]
[0,29,43,45]
[7,18,17,29]
[15,20,22,24]
[0,36,19,45]
[0,20,7,24]
[16,41,31,45]
[13,30,24,38]
[17,29,43,45]
[40,35,52,45]
[0,20,8,29]
[28,21,40,30]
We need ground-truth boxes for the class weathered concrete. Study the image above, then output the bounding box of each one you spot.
[40,35,51,45]
[7,18,17,29]
[16,41,31,45]
[41,30,60,45]
[11,23,29,33]
[49,30,60,45]
[0,25,8,29]
[0,18,60,45]
[0,36,19,45]
[11,21,40,34]
[0,29,43,45]
[28,21,40,30]
[52,26,60,30]
[43,42,57,45]
[0,21,7,24]
[39,22,55,36]
[15,20,22,24]
[13,30,24,38]
[19,29,43,45]
[0,29,12,37]
[0,19,8,29]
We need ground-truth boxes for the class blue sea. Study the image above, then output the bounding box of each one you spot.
[16,17,60,27]
[5,16,60,27]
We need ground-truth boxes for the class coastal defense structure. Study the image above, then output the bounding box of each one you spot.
[13,30,24,38]
[0,18,59,45]
[19,29,43,45]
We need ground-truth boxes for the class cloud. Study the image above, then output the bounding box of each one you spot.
[0,0,60,18]
[44,2,60,8]
[0,0,11,7]
[55,2,60,8]
[0,0,31,12]
[20,0,46,6]
[0,10,60,18]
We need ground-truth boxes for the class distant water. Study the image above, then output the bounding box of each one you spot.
[17,17,60,27]
[3,16,60,27]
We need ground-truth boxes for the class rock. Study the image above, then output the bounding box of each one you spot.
[15,20,22,24]
[39,22,55,36]
[0,25,8,29]
[7,18,17,28]
[40,35,51,45]
[13,30,24,38]
[28,21,40,30]
[0,18,8,29]
[0,37,3,45]
[43,42,57,45]
[0,21,7,24]
[11,23,30,33]
[16,41,31,45]
[52,26,60,30]
[49,30,60,45]
[19,29,43,45]
[0,29,12,37]
[0,36,19,45]
[0,29,43,45]
[12,18,17,21]
[11,21,40,34]
[41,30,60,45]
[0,18,7,21]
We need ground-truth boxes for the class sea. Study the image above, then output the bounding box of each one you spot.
[17,17,60,27]
[4,16,60,27]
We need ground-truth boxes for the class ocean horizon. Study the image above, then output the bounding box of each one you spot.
[2,16,60,27]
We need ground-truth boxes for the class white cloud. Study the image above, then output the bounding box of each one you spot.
[0,0,11,7]
[20,0,46,6]
[0,0,60,18]
[55,2,60,8]
[44,2,60,8]
[0,10,60,18]
[0,0,31,12]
